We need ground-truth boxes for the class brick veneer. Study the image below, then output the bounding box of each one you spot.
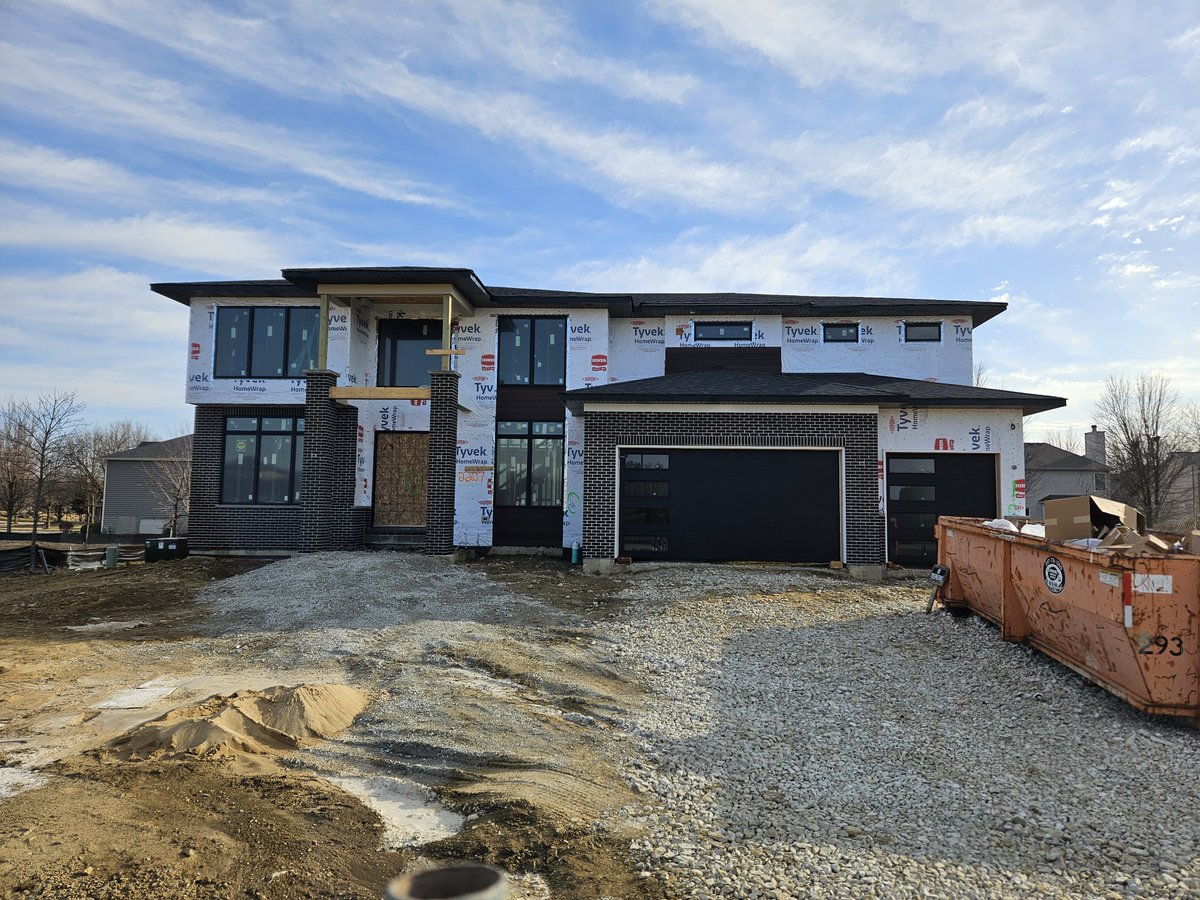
[580,409,884,565]
[187,370,366,554]
[424,369,460,554]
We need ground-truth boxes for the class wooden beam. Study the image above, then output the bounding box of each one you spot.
[317,294,330,370]
[425,348,466,356]
[328,386,432,401]
[441,293,453,371]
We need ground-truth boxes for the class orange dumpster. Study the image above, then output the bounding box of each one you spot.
[935,516,1200,720]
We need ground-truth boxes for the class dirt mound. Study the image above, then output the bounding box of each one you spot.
[106,683,368,763]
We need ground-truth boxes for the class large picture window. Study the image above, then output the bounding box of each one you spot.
[498,318,566,386]
[377,319,443,387]
[222,416,305,504]
[495,421,564,507]
[214,307,319,378]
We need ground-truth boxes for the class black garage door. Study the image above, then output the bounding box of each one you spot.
[886,453,997,567]
[618,448,841,562]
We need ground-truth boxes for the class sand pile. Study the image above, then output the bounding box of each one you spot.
[107,683,369,762]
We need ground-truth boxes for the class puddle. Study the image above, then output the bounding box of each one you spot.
[0,767,47,799]
[328,775,464,849]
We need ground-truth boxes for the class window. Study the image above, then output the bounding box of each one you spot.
[889,458,935,474]
[498,318,566,385]
[214,307,319,378]
[823,323,859,343]
[1094,473,1108,492]
[623,480,669,497]
[694,321,752,341]
[623,453,670,470]
[222,416,305,504]
[377,319,442,387]
[904,321,942,342]
[495,421,564,507]
[623,507,670,525]
[623,536,669,553]
[890,485,935,502]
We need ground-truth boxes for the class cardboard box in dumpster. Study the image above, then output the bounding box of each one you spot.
[1043,495,1145,542]
[1186,530,1200,555]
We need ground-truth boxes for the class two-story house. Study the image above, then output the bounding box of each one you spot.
[152,266,1065,575]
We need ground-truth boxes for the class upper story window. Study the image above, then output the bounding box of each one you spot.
[222,416,304,504]
[498,317,566,386]
[377,319,442,387]
[904,321,942,343]
[694,321,752,341]
[214,306,319,378]
[823,322,859,343]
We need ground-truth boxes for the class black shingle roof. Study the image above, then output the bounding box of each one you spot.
[106,434,193,461]
[152,267,1005,325]
[1025,442,1108,472]
[562,369,1065,415]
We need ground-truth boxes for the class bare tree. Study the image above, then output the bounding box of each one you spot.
[1042,428,1082,455]
[0,403,32,532]
[7,391,85,566]
[140,433,192,537]
[1094,373,1188,528]
[64,420,155,542]
[973,361,990,387]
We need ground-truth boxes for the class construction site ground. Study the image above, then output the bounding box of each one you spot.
[1,551,1199,899]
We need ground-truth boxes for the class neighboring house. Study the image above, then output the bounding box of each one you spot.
[1024,430,1110,520]
[151,267,1065,574]
[1160,451,1200,531]
[101,435,193,536]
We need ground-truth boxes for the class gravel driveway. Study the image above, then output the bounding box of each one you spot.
[605,575,1200,899]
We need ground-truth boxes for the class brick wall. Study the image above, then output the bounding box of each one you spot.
[580,410,883,565]
[425,369,460,554]
[187,370,367,553]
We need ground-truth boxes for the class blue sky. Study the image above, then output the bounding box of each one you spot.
[1,0,1198,441]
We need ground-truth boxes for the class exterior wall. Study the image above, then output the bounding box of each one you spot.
[878,407,1025,517]
[580,409,883,564]
[1025,469,1108,520]
[1160,460,1200,530]
[101,459,185,534]
[426,370,460,553]
[189,404,305,552]
[300,371,368,551]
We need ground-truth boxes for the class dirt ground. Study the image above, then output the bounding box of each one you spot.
[0,554,656,899]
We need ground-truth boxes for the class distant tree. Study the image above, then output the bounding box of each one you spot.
[973,361,990,388]
[64,420,155,543]
[142,433,192,537]
[1094,373,1189,528]
[1042,428,1082,455]
[0,404,32,532]
[7,391,85,567]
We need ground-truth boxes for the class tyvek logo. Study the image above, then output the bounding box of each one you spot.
[591,354,608,371]
[481,353,495,371]
[934,437,954,450]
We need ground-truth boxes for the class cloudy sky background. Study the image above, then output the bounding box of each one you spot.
[2,0,1198,440]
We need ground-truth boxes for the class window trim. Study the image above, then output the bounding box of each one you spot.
[494,419,565,508]
[497,316,567,386]
[221,415,305,505]
[214,306,320,379]
[903,321,943,343]
[822,322,860,344]
[694,321,753,342]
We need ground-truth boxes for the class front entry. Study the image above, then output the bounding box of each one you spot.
[373,431,429,527]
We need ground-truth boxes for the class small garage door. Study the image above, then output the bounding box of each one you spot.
[618,448,841,562]
[886,453,997,567]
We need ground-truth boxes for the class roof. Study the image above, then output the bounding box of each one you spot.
[151,266,1006,325]
[106,434,193,462]
[562,369,1066,415]
[1025,442,1108,472]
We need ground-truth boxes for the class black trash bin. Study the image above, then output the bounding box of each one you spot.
[145,538,189,562]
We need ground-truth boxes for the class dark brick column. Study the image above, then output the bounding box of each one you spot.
[425,369,461,554]
[301,370,368,552]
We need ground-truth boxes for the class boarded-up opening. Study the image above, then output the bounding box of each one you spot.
[373,431,429,527]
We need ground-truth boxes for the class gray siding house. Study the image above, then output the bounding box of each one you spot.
[1024,429,1109,520]
[101,435,193,536]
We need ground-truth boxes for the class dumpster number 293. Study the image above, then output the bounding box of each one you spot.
[1138,635,1184,656]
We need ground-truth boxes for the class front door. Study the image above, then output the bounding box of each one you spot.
[373,431,429,527]
[886,453,997,566]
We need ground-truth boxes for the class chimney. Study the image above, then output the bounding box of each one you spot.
[1084,425,1106,465]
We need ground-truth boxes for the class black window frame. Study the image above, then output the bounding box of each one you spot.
[822,322,860,344]
[221,415,306,505]
[694,321,753,341]
[497,317,567,386]
[376,318,443,387]
[494,420,565,508]
[214,306,320,379]
[904,321,942,343]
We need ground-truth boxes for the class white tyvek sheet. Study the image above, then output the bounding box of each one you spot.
[783,315,973,384]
